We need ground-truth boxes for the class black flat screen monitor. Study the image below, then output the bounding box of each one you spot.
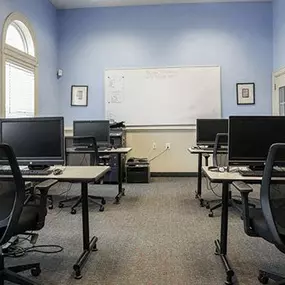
[73,120,110,147]
[0,117,64,166]
[196,119,228,146]
[228,116,285,167]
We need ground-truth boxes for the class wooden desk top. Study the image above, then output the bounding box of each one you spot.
[66,147,132,154]
[188,147,228,154]
[202,166,285,184]
[0,166,111,183]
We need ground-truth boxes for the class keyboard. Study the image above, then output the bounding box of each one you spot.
[0,169,52,176]
[74,147,93,151]
[239,170,285,177]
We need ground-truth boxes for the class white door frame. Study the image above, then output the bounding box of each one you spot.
[272,67,285,115]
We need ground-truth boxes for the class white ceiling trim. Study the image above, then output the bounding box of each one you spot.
[50,0,272,10]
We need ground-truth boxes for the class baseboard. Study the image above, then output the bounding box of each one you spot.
[151,172,197,177]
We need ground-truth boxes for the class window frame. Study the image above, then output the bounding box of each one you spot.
[1,12,38,118]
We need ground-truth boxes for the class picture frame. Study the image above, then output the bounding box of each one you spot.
[71,85,88,106]
[236,83,255,105]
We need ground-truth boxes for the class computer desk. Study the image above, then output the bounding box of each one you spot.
[188,147,228,206]
[0,165,110,280]
[202,166,285,285]
[65,147,132,204]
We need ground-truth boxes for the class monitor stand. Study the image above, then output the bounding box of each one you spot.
[248,165,265,171]
[28,165,50,171]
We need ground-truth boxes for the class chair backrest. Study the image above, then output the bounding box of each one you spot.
[213,133,228,167]
[0,144,26,245]
[65,136,99,166]
[261,143,285,249]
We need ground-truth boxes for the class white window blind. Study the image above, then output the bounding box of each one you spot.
[5,61,35,118]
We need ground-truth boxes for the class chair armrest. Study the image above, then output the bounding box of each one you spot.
[232,181,253,193]
[232,181,256,236]
[35,179,58,191]
[33,179,58,229]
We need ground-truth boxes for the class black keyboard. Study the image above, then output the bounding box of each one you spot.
[74,147,93,151]
[0,169,52,176]
[239,170,285,177]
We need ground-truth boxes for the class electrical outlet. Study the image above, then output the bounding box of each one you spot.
[165,143,171,150]
[152,142,157,150]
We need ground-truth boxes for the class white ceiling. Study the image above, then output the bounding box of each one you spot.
[50,0,271,9]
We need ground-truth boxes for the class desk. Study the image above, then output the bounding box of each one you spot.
[66,147,132,204]
[202,166,285,285]
[0,166,110,279]
[188,147,228,206]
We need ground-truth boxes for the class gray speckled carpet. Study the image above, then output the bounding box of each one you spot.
[6,178,285,285]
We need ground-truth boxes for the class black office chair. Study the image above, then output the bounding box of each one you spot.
[58,136,106,213]
[233,143,285,284]
[207,133,230,216]
[0,144,50,285]
[207,133,255,217]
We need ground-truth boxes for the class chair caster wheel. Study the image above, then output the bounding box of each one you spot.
[208,212,214,217]
[74,272,82,279]
[71,209,77,215]
[206,205,210,209]
[58,202,64,208]
[31,267,41,277]
[48,205,54,210]
[101,199,106,205]
[99,206,104,212]
[258,272,269,284]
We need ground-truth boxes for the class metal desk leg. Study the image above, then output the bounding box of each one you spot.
[214,182,234,285]
[73,182,98,279]
[114,153,125,204]
[204,155,209,167]
[90,152,95,166]
[195,153,204,207]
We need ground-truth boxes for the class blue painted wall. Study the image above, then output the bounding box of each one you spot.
[0,0,59,116]
[58,3,273,126]
[273,0,285,71]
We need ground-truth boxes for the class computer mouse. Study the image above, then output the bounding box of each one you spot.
[53,169,63,176]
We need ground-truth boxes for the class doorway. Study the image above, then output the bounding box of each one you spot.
[273,68,285,116]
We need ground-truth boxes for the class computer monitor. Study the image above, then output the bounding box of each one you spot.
[228,116,285,167]
[73,120,110,147]
[0,117,64,168]
[196,119,228,146]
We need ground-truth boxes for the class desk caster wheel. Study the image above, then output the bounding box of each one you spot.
[208,212,214,217]
[31,266,41,277]
[58,202,64,208]
[101,199,106,205]
[71,209,77,215]
[74,272,82,280]
[99,206,104,212]
[258,272,269,284]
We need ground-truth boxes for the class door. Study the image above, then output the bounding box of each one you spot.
[273,69,285,116]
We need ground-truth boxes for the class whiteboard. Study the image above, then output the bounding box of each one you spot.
[105,66,221,126]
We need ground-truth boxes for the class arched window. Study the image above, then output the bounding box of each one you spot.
[1,13,38,118]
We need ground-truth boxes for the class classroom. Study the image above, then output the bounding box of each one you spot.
[0,0,285,284]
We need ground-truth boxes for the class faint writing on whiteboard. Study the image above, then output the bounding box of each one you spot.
[145,70,176,80]
[107,75,125,103]
[110,91,122,103]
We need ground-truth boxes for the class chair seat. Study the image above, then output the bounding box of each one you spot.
[249,203,285,247]
[248,208,275,243]
[15,203,45,234]
[0,201,45,238]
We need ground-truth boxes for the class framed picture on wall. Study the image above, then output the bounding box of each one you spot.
[236,83,255,105]
[71,85,88,106]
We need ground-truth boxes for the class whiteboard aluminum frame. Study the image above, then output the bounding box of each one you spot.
[104,65,222,127]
